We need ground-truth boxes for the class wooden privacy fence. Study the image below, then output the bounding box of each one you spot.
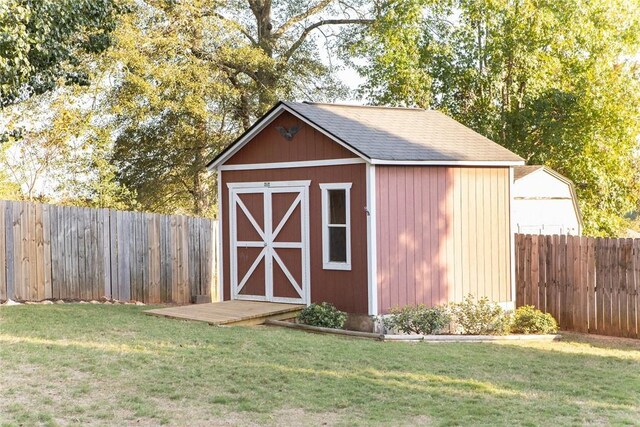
[516,233,639,338]
[0,200,218,304]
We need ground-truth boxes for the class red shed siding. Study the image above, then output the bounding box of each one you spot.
[225,111,356,164]
[376,166,511,313]
[221,164,368,314]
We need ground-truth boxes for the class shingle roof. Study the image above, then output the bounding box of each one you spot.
[514,165,576,189]
[208,101,525,168]
[283,101,524,162]
[514,165,544,180]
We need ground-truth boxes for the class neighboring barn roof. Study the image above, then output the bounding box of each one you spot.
[514,165,544,181]
[208,101,524,168]
[514,165,574,187]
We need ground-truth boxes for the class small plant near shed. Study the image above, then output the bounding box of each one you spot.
[383,305,450,335]
[450,295,511,335]
[511,305,559,334]
[297,302,347,329]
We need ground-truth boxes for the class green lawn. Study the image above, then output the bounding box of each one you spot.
[1,305,639,426]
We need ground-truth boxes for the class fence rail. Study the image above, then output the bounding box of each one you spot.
[516,233,639,338]
[0,200,217,304]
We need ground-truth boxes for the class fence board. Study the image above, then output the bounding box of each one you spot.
[561,234,569,329]
[13,202,23,301]
[35,203,44,300]
[170,215,179,303]
[142,213,150,303]
[563,234,573,330]
[628,239,640,338]
[72,206,79,300]
[0,200,217,305]
[621,239,631,337]
[587,237,596,332]
[180,216,189,303]
[571,235,580,331]
[26,202,36,300]
[606,239,614,336]
[5,203,14,300]
[88,208,97,300]
[538,235,547,313]
[54,206,63,299]
[548,234,556,322]
[119,211,131,302]
[529,235,539,308]
[577,236,588,333]
[80,207,89,301]
[42,204,52,300]
[94,209,103,300]
[159,215,169,302]
[0,202,5,302]
[517,233,640,339]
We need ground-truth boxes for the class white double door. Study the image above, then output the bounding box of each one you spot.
[229,181,310,304]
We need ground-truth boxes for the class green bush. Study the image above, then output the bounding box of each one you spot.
[511,305,559,334]
[297,302,347,329]
[383,304,450,335]
[450,295,510,335]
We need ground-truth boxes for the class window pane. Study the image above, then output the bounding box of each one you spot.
[328,189,346,224]
[329,226,347,262]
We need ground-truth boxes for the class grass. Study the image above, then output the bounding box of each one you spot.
[0,305,639,426]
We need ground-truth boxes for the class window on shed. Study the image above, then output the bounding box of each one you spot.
[320,183,352,270]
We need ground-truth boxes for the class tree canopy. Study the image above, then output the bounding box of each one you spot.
[102,0,376,215]
[2,0,640,236]
[352,0,640,235]
[0,0,121,106]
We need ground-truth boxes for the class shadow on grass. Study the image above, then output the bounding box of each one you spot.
[2,305,639,425]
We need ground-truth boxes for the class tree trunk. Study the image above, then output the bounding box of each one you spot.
[193,144,209,216]
[248,0,279,113]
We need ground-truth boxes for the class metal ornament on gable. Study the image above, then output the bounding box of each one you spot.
[276,125,301,141]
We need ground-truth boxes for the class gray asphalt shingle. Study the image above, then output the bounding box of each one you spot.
[284,101,524,162]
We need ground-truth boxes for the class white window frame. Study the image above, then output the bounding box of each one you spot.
[320,183,352,271]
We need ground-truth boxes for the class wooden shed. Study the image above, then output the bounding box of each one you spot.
[207,102,524,315]
[512,166,583,235]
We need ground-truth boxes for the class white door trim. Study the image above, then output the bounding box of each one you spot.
[366,163,378,315]
[228,181,310,305]
[227,180,311,189]
[216,168,224,302]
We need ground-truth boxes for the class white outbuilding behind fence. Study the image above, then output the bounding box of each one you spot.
[512,165,582,235]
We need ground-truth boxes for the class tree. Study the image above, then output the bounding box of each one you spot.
[104,0,377,215]
[353,0,640,236]
[0,145,21,200]
[0,87,137,207]
[0,0,121,107]
[0,0,128,207]
[345,0,441,108]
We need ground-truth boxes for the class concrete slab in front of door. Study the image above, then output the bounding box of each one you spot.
[145,300,304,326]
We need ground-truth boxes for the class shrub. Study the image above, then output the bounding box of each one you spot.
[450,295,510,335]
[511,305,559,334]
[383,304,450,335]
[297,302,347,329]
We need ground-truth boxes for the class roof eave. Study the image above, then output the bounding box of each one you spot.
[370,159,525,166]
